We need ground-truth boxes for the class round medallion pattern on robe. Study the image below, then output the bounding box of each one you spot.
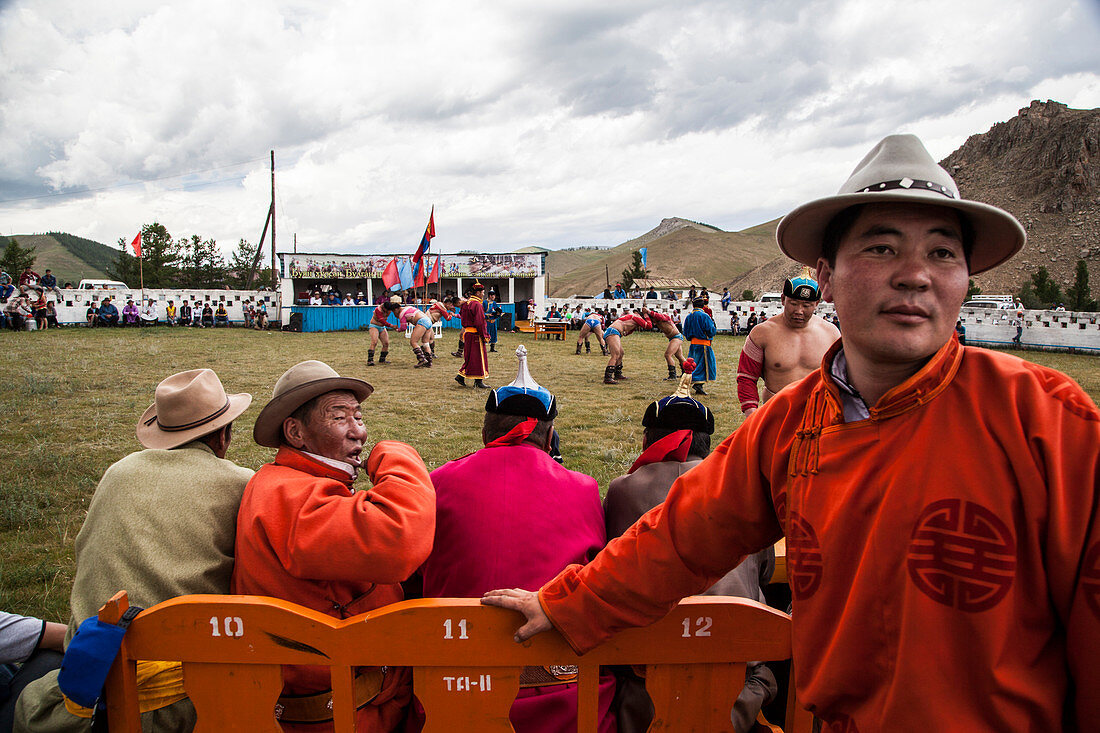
[773,490,788,525]
[1083,540,1100,621]
[786,511,822,600]
[906,499,1016,612]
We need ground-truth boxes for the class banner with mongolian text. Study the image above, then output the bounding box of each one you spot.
[284,253,542,280]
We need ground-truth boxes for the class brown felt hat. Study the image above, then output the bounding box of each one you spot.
[253,360,373,448]
[136,369,252,450]
[776,134,1026,275]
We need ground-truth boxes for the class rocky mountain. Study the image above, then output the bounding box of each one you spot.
[943,99,1100,295]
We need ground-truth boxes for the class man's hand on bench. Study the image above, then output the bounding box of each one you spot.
[480,588,552,642]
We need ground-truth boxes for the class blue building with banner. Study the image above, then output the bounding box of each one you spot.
[276,251,545,333]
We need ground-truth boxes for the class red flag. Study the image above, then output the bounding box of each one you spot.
[414,259,425,288]
[412,206,435,264]
[427,255,441,284]
[381,257,400,289]
[131,232,142,258]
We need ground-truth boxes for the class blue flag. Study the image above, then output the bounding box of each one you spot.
[397,257,415,290]
[640,248,647,268]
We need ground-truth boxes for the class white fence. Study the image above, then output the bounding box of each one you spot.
[46,288,277,326]
[544,297,1100,354]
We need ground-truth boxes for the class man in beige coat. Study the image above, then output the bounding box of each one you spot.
[15,369,254,733]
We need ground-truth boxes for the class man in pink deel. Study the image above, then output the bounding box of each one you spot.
[421,345,615,733]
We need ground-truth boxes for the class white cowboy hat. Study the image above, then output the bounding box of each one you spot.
[137,369,252,450]
[776,134,1026,275]
[253,360,373,448]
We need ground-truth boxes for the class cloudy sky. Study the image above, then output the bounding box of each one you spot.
[2,0,1099,257]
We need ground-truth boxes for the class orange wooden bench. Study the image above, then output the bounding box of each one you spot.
[99,591,812,732]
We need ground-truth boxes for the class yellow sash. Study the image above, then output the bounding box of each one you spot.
[63,660,187,718]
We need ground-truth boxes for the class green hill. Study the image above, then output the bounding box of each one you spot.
[547,218,784,297]
[0,232,117,284]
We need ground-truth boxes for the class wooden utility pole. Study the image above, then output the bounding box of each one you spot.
[245,151,277,289]
[270,150,276,289]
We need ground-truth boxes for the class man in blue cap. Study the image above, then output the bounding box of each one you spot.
[736,269,839,415]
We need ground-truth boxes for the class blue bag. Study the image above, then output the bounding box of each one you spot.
[57,605,142,710]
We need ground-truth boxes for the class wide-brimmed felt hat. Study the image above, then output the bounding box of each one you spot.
[253,360,373,448]
[776,134,1025,275]
[137,369,252,450]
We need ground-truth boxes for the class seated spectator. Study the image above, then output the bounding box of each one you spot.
[646,287,658,299]
[15,369,254,732]
[178,300,191,327]
[355,291,367,305]
[18,267,39,293]
[191,299,203,327]
[341,294,353,306]
[122,299,139,326]
[0,301,9,330]
[140,300,158,326]
[44,301,60,329]
[422,346,615,732]
[233,360,434,732]
[84,304,97,328]
[721,288,732,311]
[39,269,62,299]
[0,271,9,287]
[601,371,776,732]
[0,282,15,301]
[97,297,119,327]
[201,302,214,328]
[309,291,322,306]
[1,611,65,731]
[165,300,177,326]
[214,303,229,327]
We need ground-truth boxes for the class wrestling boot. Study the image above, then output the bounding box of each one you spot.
[413,347,430,368]
[378,350,388,364]
[474,379,490,389]
[490,343,497,352]
[454,375,466,386]
[586,342,592,354]
[614,365,629,380]
[367,349,375,366]
[664,365,677,380]
[603,366,618,385]
[452,343,464,358]
[692,382,708,395]
[600,345,608,356]
[575,343,582,355]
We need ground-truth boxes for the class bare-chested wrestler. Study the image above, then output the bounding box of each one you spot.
[394,299,435,368]
[736,270,839,415]
[648,310,685,379]
[426,296,458,360]
[603,308,651,385]
[366,299,398,366]
[574,309,608,355]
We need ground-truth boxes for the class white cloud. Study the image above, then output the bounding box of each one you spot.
[1,0,1099,255]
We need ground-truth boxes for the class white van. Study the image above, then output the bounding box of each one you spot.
[78,279,129,291]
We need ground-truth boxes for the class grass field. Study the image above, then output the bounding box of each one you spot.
[2,325,1099,621]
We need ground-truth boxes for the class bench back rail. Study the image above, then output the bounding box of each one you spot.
[99,592,811,732]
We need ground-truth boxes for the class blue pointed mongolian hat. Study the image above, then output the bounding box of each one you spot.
[485,345,557,420]
[783,266,820,301]
[642,372,714,434]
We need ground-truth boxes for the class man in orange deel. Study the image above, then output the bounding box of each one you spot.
[233,360,435,731]
[484,135,1100,731]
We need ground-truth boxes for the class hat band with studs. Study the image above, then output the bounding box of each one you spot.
[146,397,231,432]
[857,178,955,198]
